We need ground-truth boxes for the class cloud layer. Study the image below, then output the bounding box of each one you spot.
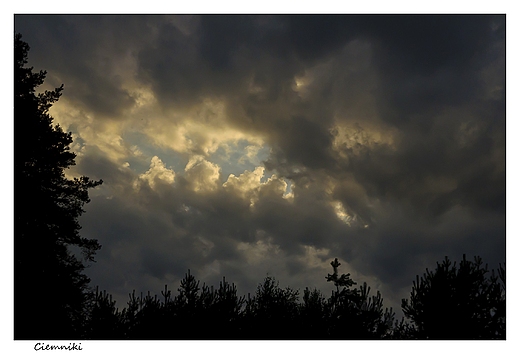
[15,15,505,312]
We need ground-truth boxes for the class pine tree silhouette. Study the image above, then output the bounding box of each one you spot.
[402,255,505,339]
[14,33,102,339]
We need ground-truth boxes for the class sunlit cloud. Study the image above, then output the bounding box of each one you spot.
[224,167,293,207]
[331,200,354,225]
[330,122,398,159]
[141,98,266,160]
[224,166,265,205]
[184,155,221,193]
[134,156,175,191]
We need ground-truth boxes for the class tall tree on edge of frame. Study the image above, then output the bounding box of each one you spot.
[14,33,102,339]
[401,255,505,339]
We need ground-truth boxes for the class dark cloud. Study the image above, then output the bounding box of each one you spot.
[15,15,152,119]
[267,116,336,170]
[15,15,505,315]
[361,15,496,72]
[368,15,504,123]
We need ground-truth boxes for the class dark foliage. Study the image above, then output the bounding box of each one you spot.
[14,33,102,339]
[84,261,397,340]
[79,256,506,340]
[325,258,395,339]
[241,276,301,338]
[84,271,247,339]
[401,255,506,339]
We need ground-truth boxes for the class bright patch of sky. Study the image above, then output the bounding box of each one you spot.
[207,139,271,181]
[122,130,189,174]
[122,130,274,185]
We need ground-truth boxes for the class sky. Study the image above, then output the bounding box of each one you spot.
[13,13,506,321]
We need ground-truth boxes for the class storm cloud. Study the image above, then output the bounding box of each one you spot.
[14,14,505,314]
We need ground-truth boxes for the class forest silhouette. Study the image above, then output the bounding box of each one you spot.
[14,33,506,340]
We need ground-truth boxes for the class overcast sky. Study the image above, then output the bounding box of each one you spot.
[14,14,506,317]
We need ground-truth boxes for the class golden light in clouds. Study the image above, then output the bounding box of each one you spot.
[184,155,221,193]
[142,98,265,156]
[331,200,354,225]
[134,156,175,191]
[330,122,398,159]
[224,167,293,207]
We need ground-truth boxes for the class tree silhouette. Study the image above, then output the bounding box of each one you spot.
[299,287,328,338]
[325,258,394,339]
[80,255,504,339]
[169,269,203,339]
[85,287,125,339]
[401,255,506,339]
[242,275,300,339]
[14,33,102,339]
[197,277,245,338]
[82,264,400,339]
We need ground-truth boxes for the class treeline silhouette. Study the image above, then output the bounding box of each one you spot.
[82,256,504,340]
[14,33,505,340]
[85,261,395,339]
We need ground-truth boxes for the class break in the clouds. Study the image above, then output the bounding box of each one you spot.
[15,15,505,312]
